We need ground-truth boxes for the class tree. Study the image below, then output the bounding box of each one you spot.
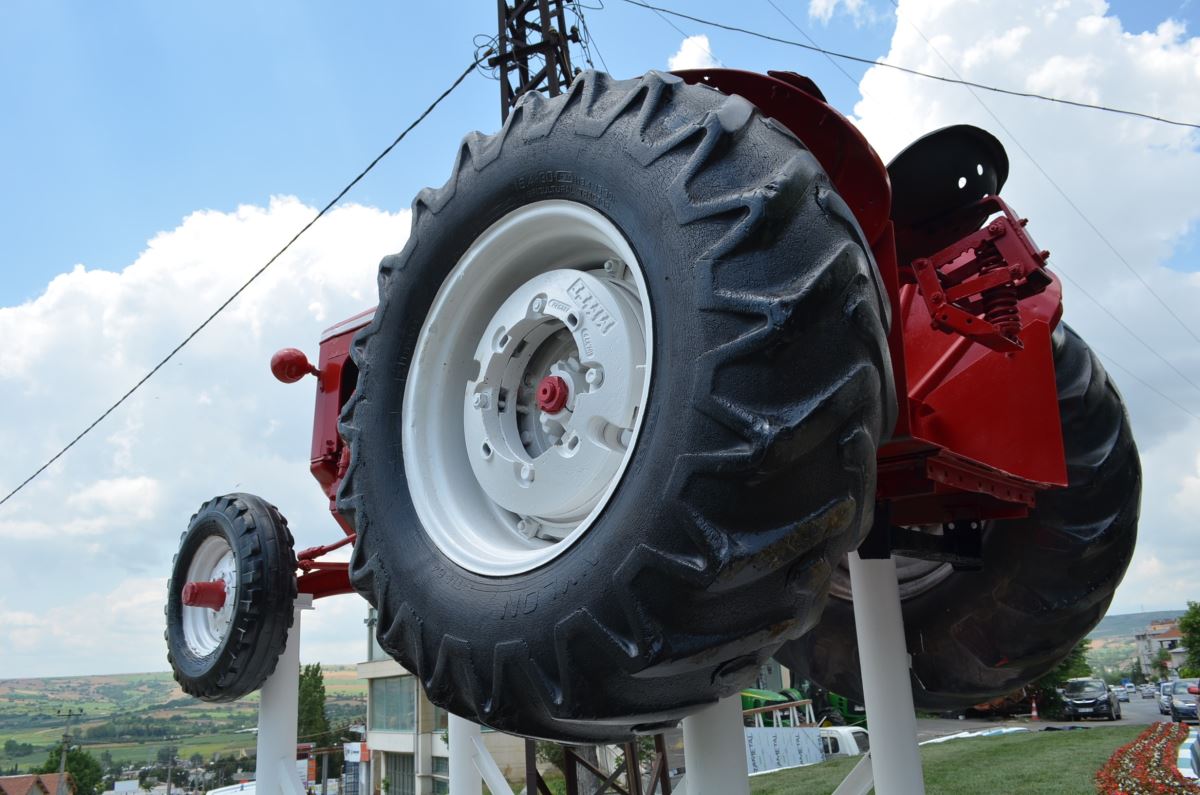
[1179,602,1200,671]
[36,743,103,795]
[1128,658,1147,685]
[1027,639,1093,718]
[156,744,178,766]
[298,663,331,748]
[1153,648,1172,680]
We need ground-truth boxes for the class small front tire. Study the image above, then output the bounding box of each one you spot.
[166,493,297,701]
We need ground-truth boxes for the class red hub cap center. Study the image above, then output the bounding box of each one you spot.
[536,375,569,413]
[182,580,227,611]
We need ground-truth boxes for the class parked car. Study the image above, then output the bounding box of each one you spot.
[1161,681,1176,715]
[820,726,870,758]
[1170,679,1199,723]
[1063,678,1121,720]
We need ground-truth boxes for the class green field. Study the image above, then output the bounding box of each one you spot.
[750,725,1142,794]
[0,666,364,772]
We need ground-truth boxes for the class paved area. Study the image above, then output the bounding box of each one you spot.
[914,690,1169,742]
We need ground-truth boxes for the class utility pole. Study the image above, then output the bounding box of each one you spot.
[55,708,84,795]
[491,0,581,121]
[165,747,174,795]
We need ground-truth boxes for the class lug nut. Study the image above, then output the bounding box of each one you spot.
[520,464,534,483]
[531,297,546,314]
[473,393,490,409]
[585,367,603,387]
[517,518,540,538]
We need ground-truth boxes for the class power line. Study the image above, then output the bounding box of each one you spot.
[884,0,1200,347]
[763,0,860,90]
[0,54,487,510]
[646,5,722,67]
[571,1,610,74]
[618,0,1200,130]
[880,2,1200,403]
[1094,351,1200,423]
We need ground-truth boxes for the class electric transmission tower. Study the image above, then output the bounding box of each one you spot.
[491,0,581,121]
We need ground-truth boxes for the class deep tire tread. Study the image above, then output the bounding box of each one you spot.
[340,71,893,740]
[165,493,297,702]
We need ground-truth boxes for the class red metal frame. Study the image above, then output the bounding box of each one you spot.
[279,68,1072,592]
[674,69,1067,526]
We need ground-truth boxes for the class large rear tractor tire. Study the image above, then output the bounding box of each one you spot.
[777,323,1140,709]
[166,493,297,701]
[339,71,895,742]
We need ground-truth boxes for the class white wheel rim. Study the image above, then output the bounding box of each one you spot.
[403,201,654,576]
[181,535,238,656]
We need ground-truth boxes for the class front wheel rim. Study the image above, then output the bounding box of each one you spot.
[403,201,654,577]
[180,535,238,656]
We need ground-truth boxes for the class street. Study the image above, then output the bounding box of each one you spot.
[914,690,1170,742]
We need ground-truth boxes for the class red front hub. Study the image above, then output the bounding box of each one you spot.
[536,375,569,413]
[182,580,227,610]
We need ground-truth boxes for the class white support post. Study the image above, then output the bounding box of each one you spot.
[256,593,314,795]
[447,714,483,795]
[681,694,749,795]
[847,552,925,795]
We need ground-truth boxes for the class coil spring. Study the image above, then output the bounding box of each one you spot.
[978,243,1021,338]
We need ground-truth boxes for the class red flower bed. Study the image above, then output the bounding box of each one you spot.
[1096,721,1200,793]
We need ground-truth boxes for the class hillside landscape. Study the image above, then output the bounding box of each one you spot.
[0,667,365,773]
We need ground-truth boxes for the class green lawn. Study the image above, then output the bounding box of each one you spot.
[750,725,1143,795]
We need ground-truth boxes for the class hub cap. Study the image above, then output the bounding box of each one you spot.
[403,201,654,576]
[181,536,238,656]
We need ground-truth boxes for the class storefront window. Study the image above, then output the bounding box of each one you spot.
[369,676,417,732]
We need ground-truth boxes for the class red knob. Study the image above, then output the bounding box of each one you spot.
[271,348,319,383]
[536,376,569,413]
[182,580,227,610]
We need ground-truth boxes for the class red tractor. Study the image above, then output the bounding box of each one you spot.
[165,69,1139,743]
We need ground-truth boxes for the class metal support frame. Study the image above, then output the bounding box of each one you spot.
[843,550,926,795]
[255,593,314,795]
[492,0,580,121]
[680,695,749,795]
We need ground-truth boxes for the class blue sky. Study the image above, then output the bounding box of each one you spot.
[0,1,897,304]
[4,1,1193,302]
[1,0,1199,676]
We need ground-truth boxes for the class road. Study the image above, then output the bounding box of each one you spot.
[914,690,1169,742]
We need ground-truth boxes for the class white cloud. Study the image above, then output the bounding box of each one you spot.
[0,197,407,676]
[667,35,721,71]
[809,0,865,24]
[852,0,1200,613]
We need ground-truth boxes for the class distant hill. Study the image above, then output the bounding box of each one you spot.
[0,665,364,772]
[1087,610,1186,640]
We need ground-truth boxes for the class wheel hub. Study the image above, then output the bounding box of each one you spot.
[181,536,238,656]
[464,268,647,542]
[402,201,654,576]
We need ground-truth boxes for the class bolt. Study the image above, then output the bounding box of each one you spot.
[516,518,540,538]
[988,221,1004,236]
[520,464,534,483]
[931,293,944,306]
[585,367,604,387]
[473,393,490,409]
[1039,250,1051,261]
[531,297,546,314]
[603,258,624,276]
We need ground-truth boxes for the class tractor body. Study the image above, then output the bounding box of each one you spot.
[300,68,1067,551]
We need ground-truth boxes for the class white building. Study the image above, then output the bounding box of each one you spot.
[358,610,530,795]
